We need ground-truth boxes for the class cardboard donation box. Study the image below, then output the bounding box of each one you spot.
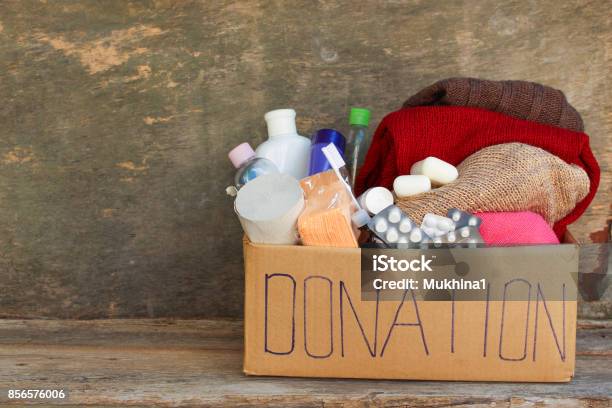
[243,237,579,382]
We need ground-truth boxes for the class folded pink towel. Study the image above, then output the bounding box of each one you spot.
[477,212,560,245]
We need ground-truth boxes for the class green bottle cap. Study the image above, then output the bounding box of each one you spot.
[349,107,371,126]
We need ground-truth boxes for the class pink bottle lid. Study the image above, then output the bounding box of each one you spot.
[228,142,256,168]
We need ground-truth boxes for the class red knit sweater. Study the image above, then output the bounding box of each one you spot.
[355,106,600,238]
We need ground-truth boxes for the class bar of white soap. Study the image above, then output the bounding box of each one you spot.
[410,157,458,186]
[393,175,431,197]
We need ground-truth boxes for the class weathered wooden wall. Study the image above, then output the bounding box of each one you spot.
[0,0,609,318]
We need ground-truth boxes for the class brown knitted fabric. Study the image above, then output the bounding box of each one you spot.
[396,143,590,225]
[403,78,584,132]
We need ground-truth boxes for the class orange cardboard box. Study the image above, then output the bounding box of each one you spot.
[243,235,579,382]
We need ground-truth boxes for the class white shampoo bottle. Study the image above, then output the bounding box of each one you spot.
[256,109,311,180]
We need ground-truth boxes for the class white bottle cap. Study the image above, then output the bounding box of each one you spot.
[264,109,297,138]
[225,186,238,197]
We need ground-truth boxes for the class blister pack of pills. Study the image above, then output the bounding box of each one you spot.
[455,226,484,247]
[447,208,482,229]
[367,205,431,247]
[431,226,484,248]
[414,209,485,248]
[421,213,456,237]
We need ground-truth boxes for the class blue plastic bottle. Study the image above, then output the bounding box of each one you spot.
[308,129,346,176]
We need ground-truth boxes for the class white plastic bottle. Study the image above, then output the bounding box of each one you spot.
[256,109,311,180]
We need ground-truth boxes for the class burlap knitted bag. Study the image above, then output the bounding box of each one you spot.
[396,143,590,225]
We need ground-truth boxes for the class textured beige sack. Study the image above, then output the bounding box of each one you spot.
[396,143,590,225]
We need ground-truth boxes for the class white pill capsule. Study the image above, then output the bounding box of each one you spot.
[447,232,456,242]
[423,216,438,228]
[450,211,462,222]
[410,157,458,186]
[422,226,436,237]
[357,187,394,215]
[393,175,431,197]
[409,229,422,243]
[438,219,454,232]
[386,228,399,243]
[388,207,402,223]
[423,213,455,232]
[460,227,470,238]
[465,239,478,248]
[399,218,413,233]
[375,218,388,233]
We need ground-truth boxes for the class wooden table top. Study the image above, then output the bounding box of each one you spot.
[0,318,609,407]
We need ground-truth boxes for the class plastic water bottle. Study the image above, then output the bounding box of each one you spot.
[228,142,279,190]
[256,109,311,180]
[345,108,371,189]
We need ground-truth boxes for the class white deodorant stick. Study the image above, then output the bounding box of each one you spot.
[410,157,458,186]
[234,173,304,244]
[357,187,394,215]
[393,175,431,197]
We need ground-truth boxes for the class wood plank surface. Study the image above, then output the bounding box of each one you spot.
[0,1,609,319]
[0,319,609,407]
